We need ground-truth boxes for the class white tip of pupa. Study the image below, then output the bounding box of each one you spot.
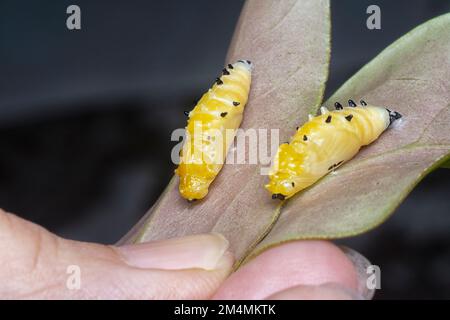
[320,106,329,115]
[308,114,314,121]
[236,59,253,71]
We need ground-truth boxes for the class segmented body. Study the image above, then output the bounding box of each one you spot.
[176,60,252,201]
[266,100,402,200]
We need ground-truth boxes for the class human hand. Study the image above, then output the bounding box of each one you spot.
[0,208,372,299]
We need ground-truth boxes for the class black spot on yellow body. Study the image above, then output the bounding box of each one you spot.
[345,114,353,122]
[303,135,308,141]
[328,160,344,171]
[272,193,286,200]
[220,112,228,118]
[335,102,343,110]
[233,101,240,106]
[348,99,357,107]
[325,115,332,123]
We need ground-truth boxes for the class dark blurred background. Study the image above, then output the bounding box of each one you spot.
[0,0,449,299]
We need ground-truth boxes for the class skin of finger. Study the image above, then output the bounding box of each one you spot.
[266,283,360,300]
[213,240,359,300]
[0,209,233,299]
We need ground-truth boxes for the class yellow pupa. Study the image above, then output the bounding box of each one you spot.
[175,60,252,201]
[266,100,402,200]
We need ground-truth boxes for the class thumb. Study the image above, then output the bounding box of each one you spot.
[0,209,233,299]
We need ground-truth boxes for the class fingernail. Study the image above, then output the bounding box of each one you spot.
[266,282,363,300]
[117,233,232,271]
[340,246,375,300]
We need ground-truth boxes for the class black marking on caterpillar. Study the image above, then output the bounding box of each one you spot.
[386,108,402,125]
[272,193,286,200]
[328,160,344,171]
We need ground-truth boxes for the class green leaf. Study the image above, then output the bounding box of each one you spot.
[248,13,450,261]
[441,158,450,168]
[118,0,331,262]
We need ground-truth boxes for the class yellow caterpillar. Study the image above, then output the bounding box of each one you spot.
[176,60,252,201]
[266,100,402,200]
